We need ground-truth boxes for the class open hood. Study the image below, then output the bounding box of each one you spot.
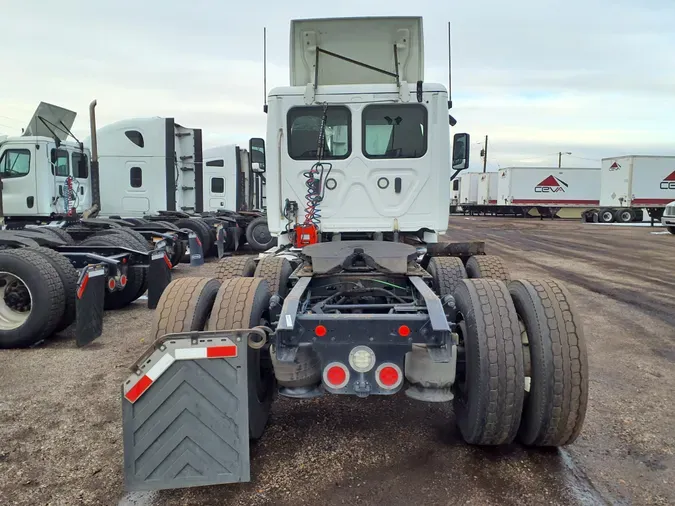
[290,16,424,87]
[22,102,77,141]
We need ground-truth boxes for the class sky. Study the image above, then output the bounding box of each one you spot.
[1,0,674,171]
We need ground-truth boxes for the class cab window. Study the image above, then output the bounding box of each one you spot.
[72,152,89,179]
[0,149,31,178]
[362,104,427,159]
[287,106,350,160]
[51,149,69,176]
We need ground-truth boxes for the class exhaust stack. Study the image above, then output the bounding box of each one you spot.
[85,99,101,217]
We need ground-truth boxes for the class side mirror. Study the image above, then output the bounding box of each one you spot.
[452,133,470,171]
[249,137,266,173]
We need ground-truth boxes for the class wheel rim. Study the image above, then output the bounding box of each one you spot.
[252,223,271,245]
[602,212,613,222]
[0,272,32,330]
[621,211,631,222]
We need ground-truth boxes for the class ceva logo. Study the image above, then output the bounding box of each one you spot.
[535,175,568,193]
[660,170,675,190]
[609,161,621,171]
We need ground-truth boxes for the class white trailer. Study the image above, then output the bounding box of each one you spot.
[458,172,480,207]
[477,172,498,205]
[586,155,675,223]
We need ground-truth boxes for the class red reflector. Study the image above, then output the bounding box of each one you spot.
[164,253,173,269]
[122,258,127,264]
[196,237,202,247]
[120,274,128,287]
[206,345,237,358]
[398,325,411,337]
[315,325,327,337]
[125,375,153,403]
[326,366,346,386]
[108,278,115,290]
[379,366,399,387]
[77,274,90,299]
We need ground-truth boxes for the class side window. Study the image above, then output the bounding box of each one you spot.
[211,177,224,193]
[0,149,31,178]
[206,159,224,167]
[51,149,69,176]
[287,106,351,160]
[362,104,427,159]
[125,130,145,148]
[72,152,89,179]
[130,167,143,188]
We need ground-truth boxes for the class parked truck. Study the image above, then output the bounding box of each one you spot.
[0,102,172,348]
[582,156,675,223]
[88,116,274,254]
[121,16,589,492]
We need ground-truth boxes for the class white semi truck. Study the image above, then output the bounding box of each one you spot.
[582,155,675,223]
[121,17,589,492]
[88,116,273,253]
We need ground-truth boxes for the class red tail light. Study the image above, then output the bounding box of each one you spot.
[107,278,116,291]
[315,325,327,337]
[323,362,349,389]
[398,325,411,337]
[376,363,403,390]
[120,274,128,287]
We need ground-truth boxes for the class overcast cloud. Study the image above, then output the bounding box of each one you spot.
[1,0,673,170]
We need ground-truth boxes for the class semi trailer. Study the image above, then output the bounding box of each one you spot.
[0,103,173,348]
[88,116,274,253]
[121,16,589,492]
[582,155,675,224]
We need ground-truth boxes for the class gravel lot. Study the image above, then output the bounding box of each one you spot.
[1,218,673,505]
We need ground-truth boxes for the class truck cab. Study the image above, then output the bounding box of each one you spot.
[0,103,92,222]
[264,17,469,245]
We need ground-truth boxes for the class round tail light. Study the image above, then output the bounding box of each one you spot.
[376,363,403,390]
[323,362,350,389]
[120,274,128,287]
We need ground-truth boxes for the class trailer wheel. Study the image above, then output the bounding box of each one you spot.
[215,256,257,281]
[426,257,467,297]
[453,278,524,445]
[0,249,66,348]
[246,217,276,252]
[508,279,589,446]
[38,227,75,245]
[614,208,634,223]
[208,277,274,440]
[79,233,144,309]
[254,256,292,298]
[28,247,78,332]
[466,255,510,282]
[175,218,214,257]
[599,209,614,223]
[150,277,221,341]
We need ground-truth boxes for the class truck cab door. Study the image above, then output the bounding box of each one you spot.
[203,158,228,211]
[0,144,39,216]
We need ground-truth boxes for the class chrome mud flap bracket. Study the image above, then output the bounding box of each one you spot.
[122,331,252,491]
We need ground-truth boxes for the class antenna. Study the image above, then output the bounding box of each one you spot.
[447,22,453,110]
[263,27,268,113]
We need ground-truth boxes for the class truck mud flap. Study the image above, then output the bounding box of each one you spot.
[122,333,250,491]
[188,232,204,267]
[75,265,105,347]
[147,251,172,309]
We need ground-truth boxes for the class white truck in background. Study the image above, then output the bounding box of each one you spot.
[582,156,675,224]
[88,117,273,252]
[458,172,480,210]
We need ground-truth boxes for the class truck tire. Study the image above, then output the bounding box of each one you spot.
[0,249,66,348]
[208,277,274,440]
[215,256,257,281]
[426,257,467,297]
[599,209,614,223]
[154,220,180,231]
[254,256,292,298]
[453,278,524,445]
[466,255,510,282]
[79,233,144,309]
[175,218,214,257]
[28,247,78,332]
[508,279,589,446]
[246,216,276,252]
[123,217,151,226]
[38,227,75,245]
[614,208,634,223]
[150,277,221,341]
[114,228,153,251]
[668,226,675,235]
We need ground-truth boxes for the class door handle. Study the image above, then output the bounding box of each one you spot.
[394,177,402,194]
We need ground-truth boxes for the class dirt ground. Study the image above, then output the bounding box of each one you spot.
[1,217,673,506]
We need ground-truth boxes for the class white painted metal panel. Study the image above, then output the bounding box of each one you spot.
[601,156,675,208]
[498,167,600,206]
[458,172,480,205]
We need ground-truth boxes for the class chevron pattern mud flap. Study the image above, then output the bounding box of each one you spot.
[122,334,250,491]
